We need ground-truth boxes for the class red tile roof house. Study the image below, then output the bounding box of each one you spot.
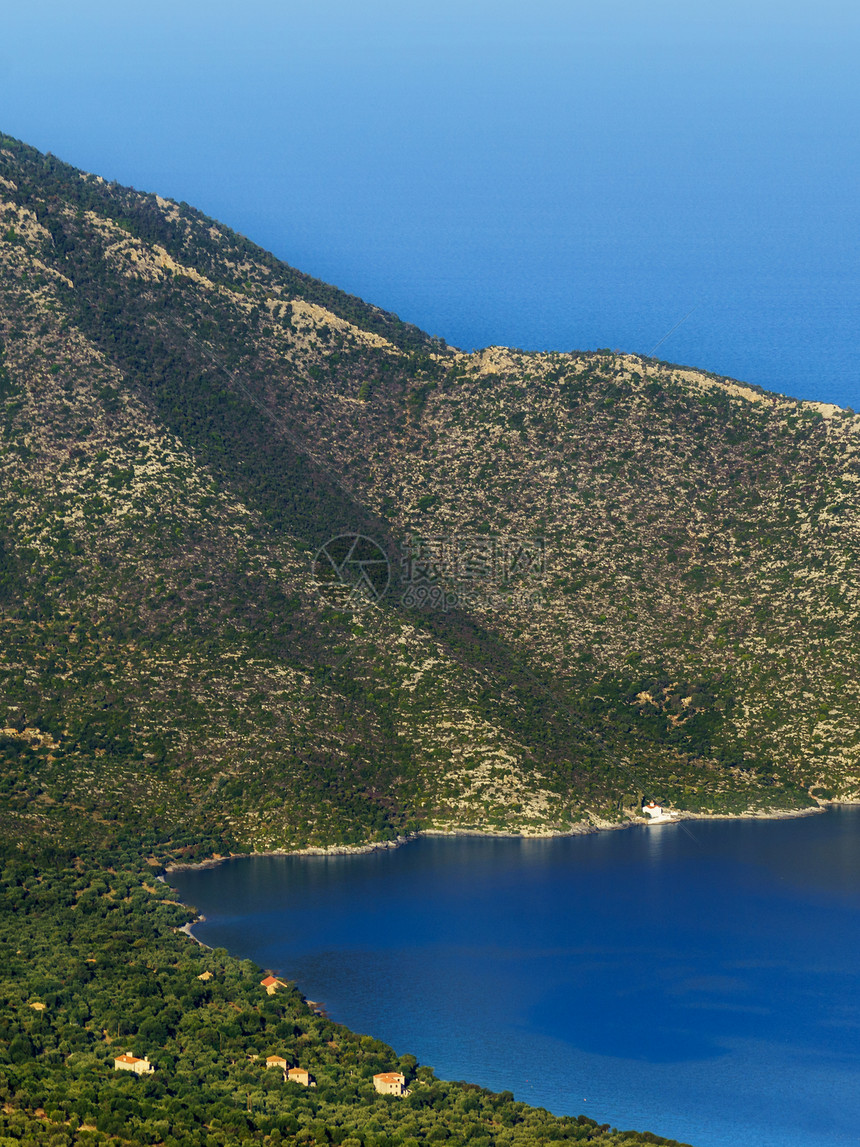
[287,1067,314,1087]
[265,1055,288,1070]
[114,1053,154,1075]
[373,1072,407,1096]
[260,975,287,995]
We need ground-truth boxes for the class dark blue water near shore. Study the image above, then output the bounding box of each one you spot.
[172,809,860,1147]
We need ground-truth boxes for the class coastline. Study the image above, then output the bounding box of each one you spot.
[177,920,212,949]
[168,800,860,1147]
[163,799,840,876]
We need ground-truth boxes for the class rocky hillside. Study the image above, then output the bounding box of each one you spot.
[1,131,858,860]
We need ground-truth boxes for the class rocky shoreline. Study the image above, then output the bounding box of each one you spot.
[163,800,844,875]
[166,799,854,960]
[164,833,416,873]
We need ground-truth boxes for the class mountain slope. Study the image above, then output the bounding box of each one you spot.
[1,131,858,862]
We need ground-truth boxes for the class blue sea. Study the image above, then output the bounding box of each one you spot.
[172,808,860,1147]
[5,4,860,411]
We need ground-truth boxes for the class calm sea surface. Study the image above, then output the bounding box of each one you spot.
[172,809,860,1147]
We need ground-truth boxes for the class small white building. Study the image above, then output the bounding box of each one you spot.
[373,1071,407,1096]
[114,1054,154,1075]
[642,800,679,823]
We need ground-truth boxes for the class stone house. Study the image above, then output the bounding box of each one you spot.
[373,1072,406,1096]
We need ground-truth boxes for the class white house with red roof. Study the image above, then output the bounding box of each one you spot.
[642,800,678,823]
[114,1053,154,1075]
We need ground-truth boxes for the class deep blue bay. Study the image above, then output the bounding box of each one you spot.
[171,809,860,1147]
